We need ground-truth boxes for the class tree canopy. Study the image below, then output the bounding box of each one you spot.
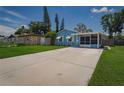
[29,21,48,35]
[15,25,29,35]
[60,18,64,31]
[15,22,48,35]
[43,6,51,32]
[101,9,124,38]
[15,6,52,35]
[55,13,59,33]
[74,23,93,33]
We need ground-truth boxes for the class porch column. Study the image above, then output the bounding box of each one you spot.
[97,33,99,48]
[90,34,91,46]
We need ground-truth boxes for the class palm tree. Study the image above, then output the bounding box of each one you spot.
[74,23,87,33]
[86,28,93,32]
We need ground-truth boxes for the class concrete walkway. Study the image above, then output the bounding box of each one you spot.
[0,47,103,86]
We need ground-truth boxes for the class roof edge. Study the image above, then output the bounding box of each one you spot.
[57,29,77,33]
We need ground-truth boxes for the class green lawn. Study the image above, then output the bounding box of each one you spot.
[89,46,124,86]
[0,45,66,59]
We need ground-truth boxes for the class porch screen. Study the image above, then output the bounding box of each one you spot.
[80,36,90,44]
[91,34,97,44]
[80,37,85,44]
[86,37,90,44]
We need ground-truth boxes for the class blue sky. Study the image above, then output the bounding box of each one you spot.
[0,6,124,36]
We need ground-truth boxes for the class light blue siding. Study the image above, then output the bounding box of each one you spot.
[56,30,78,46]
[71,35,80,47]
[90,44,97,48]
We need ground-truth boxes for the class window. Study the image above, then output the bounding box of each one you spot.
[59,37,62,42]
[68,37,72,42]
[66,36,72,42]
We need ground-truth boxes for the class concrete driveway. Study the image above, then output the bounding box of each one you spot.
[0,47,103,86]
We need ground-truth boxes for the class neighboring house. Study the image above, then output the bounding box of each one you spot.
[8,34,16,43]
[16,34,51,45]
[56,30,106,48]
[56,30,78,46]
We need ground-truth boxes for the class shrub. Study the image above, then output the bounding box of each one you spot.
[45,32,56,38]
[45,32,56,45]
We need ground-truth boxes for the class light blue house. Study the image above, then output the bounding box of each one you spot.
[56,30,106,48]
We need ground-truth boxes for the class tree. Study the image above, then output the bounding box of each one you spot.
[45,31,56,39]
[15,25,28,35]
[101,14,114,38]
[43,6,51,32]
[121,9,124,24]
[29,21,48,35]
[113,12,123,35]
[45,31,56,45]
[86,28,93,32]
[101,9,124,38]
[74,23,87,33]
[15,28,22,35]
[60,18,64,31]
[55,13,59,33]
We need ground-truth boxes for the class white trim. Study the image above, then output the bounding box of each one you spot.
[66,36,71,39]
[80,44,91,48]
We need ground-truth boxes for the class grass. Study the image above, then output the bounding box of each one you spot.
[0,41,15,48]
[0,45,67,59]
[89,46,124,86]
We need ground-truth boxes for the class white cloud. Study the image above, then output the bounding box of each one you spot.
[0,7,27,20]
[16,24,29,30]
[91,7,115,13]
[0,17,20,24]
[20,25,29,29]
[0,25,16,36]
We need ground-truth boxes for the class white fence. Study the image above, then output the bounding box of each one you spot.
[40,37,51,45]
